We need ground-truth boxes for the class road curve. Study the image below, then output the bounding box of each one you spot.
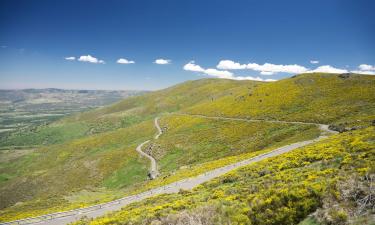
[135,117,162,178]
[0,116,336,225]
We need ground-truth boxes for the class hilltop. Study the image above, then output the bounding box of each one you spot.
[0,73,374,224]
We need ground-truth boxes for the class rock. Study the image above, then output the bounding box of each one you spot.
[338,73,352,79]
[328,124,347,133]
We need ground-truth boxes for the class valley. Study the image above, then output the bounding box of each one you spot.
[0,89,146,149]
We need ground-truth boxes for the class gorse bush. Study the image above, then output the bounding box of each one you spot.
[74,127,374,225]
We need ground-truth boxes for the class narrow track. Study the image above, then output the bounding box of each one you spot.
[135,117,161,179]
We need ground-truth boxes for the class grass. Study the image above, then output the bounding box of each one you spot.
[73,127,375,225]
[299,217,321,225]
[0,122,90,147]
[0,114,320,221]
[0,73,375,223]
[185,73,375,127]
[103,158,148,189]
[155,114,320,170]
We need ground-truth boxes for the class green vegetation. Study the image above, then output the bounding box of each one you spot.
[0,89,144,147]
[156,114,319,170]
[74,127,374,225]
[0,120,154,221]
[0,122,90,147]
[186,73,375,127]
[0,114,318,221]
[0,73,374,223]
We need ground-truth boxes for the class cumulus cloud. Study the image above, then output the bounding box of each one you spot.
[65,56,75,61]
[307,65,348,74]
[216,60,247,70]
[260,71,274,75]
[78,55,105,64]
[216,60,308,74]
[183,61,205,72]
[351,70,375,75]
[348,64,375,75]
[310,60,319,64]
[232,76,276,82]
[246,63,308,74]
[358,64,375,71]
[204,68,234,79]
[154,58,171,65]
[117,58,135,64]
[183,61,275,82]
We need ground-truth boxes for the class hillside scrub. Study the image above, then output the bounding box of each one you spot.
[186,73,375,127]
[74,127,374,225]
[0,115,319,221]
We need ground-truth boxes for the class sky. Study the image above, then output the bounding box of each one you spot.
[0,0,374,90]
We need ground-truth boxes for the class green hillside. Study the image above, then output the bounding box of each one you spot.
[75,127,374,225]
[0,73,374,223]
[186,73,375,126]
[0,79,250,148]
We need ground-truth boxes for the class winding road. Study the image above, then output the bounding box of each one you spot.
[0,115,337,225]
[135,117,162,179]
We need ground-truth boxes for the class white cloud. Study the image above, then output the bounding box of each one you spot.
[65,56,75,61]
[216,60,247,70]
[204,68,234,79]
[232,76,276,82]
[154,58,171,65]
[260,71,274,75]
[246,63,308,74]
[310,60,319,64]
[351,70,375,75]
[349,64,375,75]
[307,65,348,74]
[358,64,375,71]
[78,55,105,64]
[117,58,135,64]
[183,61,205,72]
[216,60,308,75]
[0,45,7,48]
[183,61,276,82]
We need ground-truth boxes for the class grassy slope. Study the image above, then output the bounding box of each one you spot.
[74,127,375,225]
[0,78,250,148]
[155,114,319,171]
[0,120,154,217]
[186,73,375,126]
[0,115,319,221]
[0,73,375,222]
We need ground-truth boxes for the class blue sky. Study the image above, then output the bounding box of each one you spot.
[0,0,374,90]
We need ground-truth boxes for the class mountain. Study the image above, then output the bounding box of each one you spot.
[0,73,374,224]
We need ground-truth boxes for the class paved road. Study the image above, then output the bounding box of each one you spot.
[1,116,336,225]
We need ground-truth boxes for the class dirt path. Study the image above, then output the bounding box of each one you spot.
[176,113,338,134]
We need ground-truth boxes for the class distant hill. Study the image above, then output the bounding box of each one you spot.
[0,89,147,144]
[0,88,146,111]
